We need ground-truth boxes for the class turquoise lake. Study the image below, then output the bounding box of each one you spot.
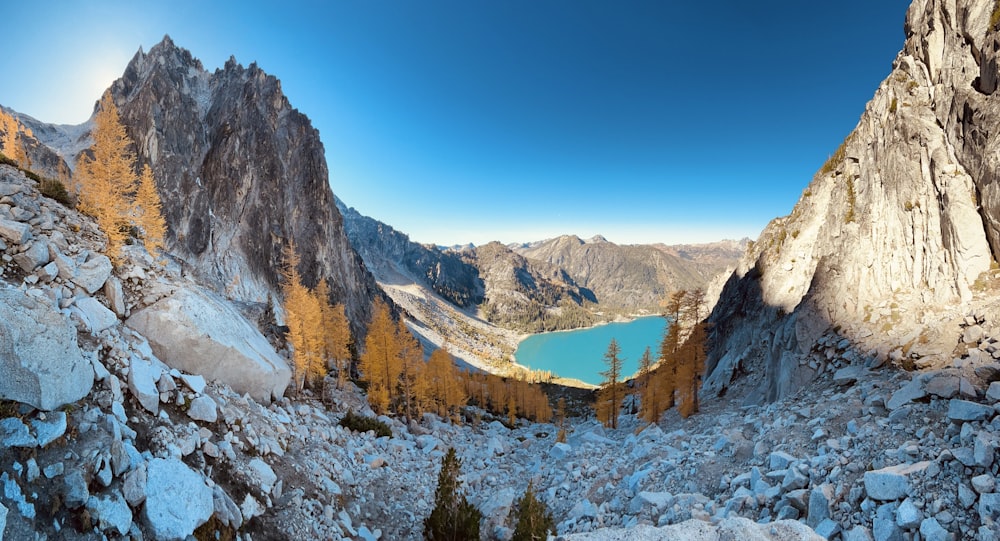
[514,316,668,385]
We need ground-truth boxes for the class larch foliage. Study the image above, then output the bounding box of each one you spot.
[427,348,467,421]
[555,398,568,443]
[134,164,167,256]
[281,243,324,392]
[397,320,427,424]
[594,338,625,429]
[359,299,402,414]
[424,448,482,541]
[315,279,352,388]
[76,92,139,262]
[637,345,662,423]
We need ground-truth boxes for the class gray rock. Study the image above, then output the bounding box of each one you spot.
[550,442,572,459]
[887,378,926,410]
[123,464,147,507]
[966,325,985,344]
[973,474,996,494]
[43,462,63,479]
[212,484,243,529]
[179,373,207,394]
[980,493,1000,526]
[782,468,809,491]
[864,462,931,501]
[63,470,89,509]
[72,253,112,294]
[918,518,949,541]
[36,261,58,282]
[127,287,291,403]
[72,296,118,334]
[31,410,67,447]
[86,493,133,536]
[874,503,902,541]
[988,381,1000,403]
[842,526,874,541]
[128,357,160,414]
[143,458,214,540]
[977,433,997,469]
[0,417,36,448]
[953,447,977,467]
[103,276,126,317]
[0,286,94,410]
[925,375,960,399]
[947,399,994,422]
[833,366,863,386]
[895,498,922,529]
[769,451,797,470]
[187,395,218,423]
[0,218,30,245]
[247,458,277,495]
[13,239,49,272]
[808,484,834,528]
[814,519,840,540]
[960,483,978,508]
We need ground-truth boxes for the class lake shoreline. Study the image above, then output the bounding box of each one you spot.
[514,315,669,386]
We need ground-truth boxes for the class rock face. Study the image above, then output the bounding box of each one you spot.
[126,286,290,403]
[706,0,1000,404]
[0,286,93,410]
[73,36,382,338]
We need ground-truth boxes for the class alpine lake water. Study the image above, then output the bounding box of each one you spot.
[514,316,668,386]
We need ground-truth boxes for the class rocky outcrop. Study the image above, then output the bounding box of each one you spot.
[126,287,291,403]
[64,36,383,338]
[0,285,94,410]
[706,0,1000,404]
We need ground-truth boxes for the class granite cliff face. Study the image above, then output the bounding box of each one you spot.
[92,36,380,335]
[706,0,1000,404]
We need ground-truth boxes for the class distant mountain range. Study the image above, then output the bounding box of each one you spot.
[338,199,746,336]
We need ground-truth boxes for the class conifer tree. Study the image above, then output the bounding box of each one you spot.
[510,481,555,541]
[637,346,661,423]
[397,320,427,423]
[358,300,402,414]
[316,279,352,388]
[427,348,467,421]
[595,338,625,429]
[555,398,568,443]
[281,243,324,392]
[133,164,167,256]
[75,92,138,262]
[424,448,482,541]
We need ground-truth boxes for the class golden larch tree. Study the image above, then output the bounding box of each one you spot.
[595,338,625,429]
[75,92,138,262]
[133,164,168,256]
[637,346,663,423]
[358,299,402,414]
[427,348,467,421]
[281,243,325,392]
[315,279,353,388]
[397,320,427,423]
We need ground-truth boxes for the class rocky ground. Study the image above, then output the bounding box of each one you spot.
[1,159,1000,541]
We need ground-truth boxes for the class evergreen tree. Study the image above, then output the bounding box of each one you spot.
[637,345,661,423]
[510,481,555,541]
[594,338,625,429]
[75,92,138,262]
[424,448,482,541]
[358,300,402,414]
[133,164,167,256]
[315,279,352,388]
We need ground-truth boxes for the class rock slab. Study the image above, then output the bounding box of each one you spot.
[143,458,213,540]
[126,287,291,403]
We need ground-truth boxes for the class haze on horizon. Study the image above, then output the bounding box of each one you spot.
[1,1,910,247]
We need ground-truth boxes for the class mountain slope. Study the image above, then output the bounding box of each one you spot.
[515,235,745,313]
[705,0,1000,404]
[62,36,383,335]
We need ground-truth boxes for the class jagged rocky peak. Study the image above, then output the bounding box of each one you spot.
[105,36,381,336]
[706,0,1000,404]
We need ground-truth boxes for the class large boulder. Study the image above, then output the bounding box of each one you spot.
[0,287,94,410]
[143,458,213,540]
[126,287,290,402]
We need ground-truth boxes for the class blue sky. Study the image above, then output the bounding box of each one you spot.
[2,1,910,246]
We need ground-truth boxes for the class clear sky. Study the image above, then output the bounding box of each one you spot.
[2,1,910,246]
